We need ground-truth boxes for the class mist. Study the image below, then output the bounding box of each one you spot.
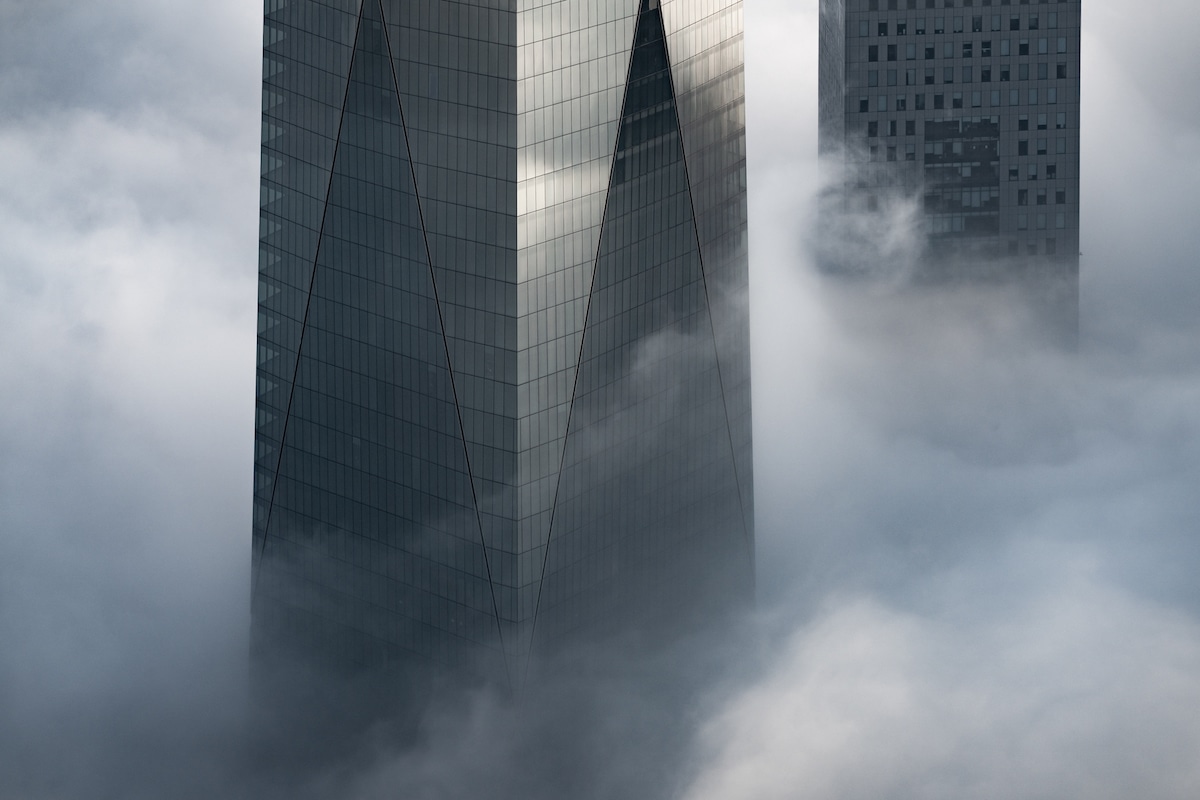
[2,0,1200,798]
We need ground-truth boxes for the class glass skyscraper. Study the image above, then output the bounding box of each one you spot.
[819,0,1081,326]
[252,0,752,690]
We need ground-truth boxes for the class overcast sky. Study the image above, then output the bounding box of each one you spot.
[2,1,1199,798]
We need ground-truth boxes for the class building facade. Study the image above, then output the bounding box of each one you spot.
[819,0,1081,307]
[252,0,752,690]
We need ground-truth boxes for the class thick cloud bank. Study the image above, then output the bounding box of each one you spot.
[2,1,1199,798]
[685,583,1200,800]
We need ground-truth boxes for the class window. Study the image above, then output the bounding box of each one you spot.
[992,14,1002,32]
[879,22,889,36]
[982,41,993,57]
[906,119,917,135]
[1056,212,1066,229]
[1046,164,1057,179]
[991,90,1001,106]
[1048,87,1057,104]
[972,15,983,32]
[906,68,916,85]
[888,69,898,86]
[963,66,973,82]
[896,94,908,110]
[869,145,879,161]
[906,143,917,160]
[935,17,945,34]
[1019,39,1030,56]
[1018,139,1029,155]
[1018,213,1028,230]
[982,67,992,82]
[1017,189,1028,206]
[1028,164,1038,180]
[1038,62,1049,80]
[953,17,964,33]
[926,45,936,59]
[1058,37,1067,53]
[888,44,898,61]
[1037,114,1047,130]
[945,67,955,83]
[1019,63,1029,80]
[907,43,917,59]
[878,95,888,111]
[887,145,897,161]
[869,45,879,62]
[925,67,936,84]
[963,42,974,58]
[1009,166,1019,180]
[1049,12,1058,29]
[1057,62,1067,79]
[888,120,898,136]
[1001,40,1011,56]
[1037,213,1047,230]
[859,20,870,37]
[953,92,963,108]
[915,93,926,110]
[916,17,927,34]
[1029,14,1039,30]
[1056,138,1066,154]
[1010,89,1019,105]
[867,121,879,137]
[934,93,945,109]
[1046,237,1057,255]
[1000,64,1010,81]
[1010,15,1020,30]
[1018,114,1029,131]
[897,21,909,35]
[1037,139,1047,155]
[944,42,955,58]
[859,97,870,112]
[1028,88,1039,104]
[1028,242,1039,256]
[1036,188,1047,205]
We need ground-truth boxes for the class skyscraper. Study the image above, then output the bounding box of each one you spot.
[252,0,752,690]
[818,0,1080,319]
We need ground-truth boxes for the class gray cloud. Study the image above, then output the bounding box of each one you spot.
[682,580,1200,800]
[2,0,1199,798]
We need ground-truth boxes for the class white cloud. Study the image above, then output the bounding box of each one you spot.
[683,555,1200,800]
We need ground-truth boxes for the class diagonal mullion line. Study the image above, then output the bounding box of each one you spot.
[377,0,511,691]
[523,7,642,682]
[659,19,754,566]
[254,0,367,594]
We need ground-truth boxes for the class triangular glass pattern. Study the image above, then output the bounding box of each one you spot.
[660,0,754,539]
[531,0,750,652]
[513,7,640,641]
[379,0,520,589]
[255,0,505,679]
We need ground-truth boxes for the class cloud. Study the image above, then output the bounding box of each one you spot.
[682,564,1200,800]
[2,0,1200,799]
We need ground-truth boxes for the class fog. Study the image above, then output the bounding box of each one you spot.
[2,1,1199,798]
